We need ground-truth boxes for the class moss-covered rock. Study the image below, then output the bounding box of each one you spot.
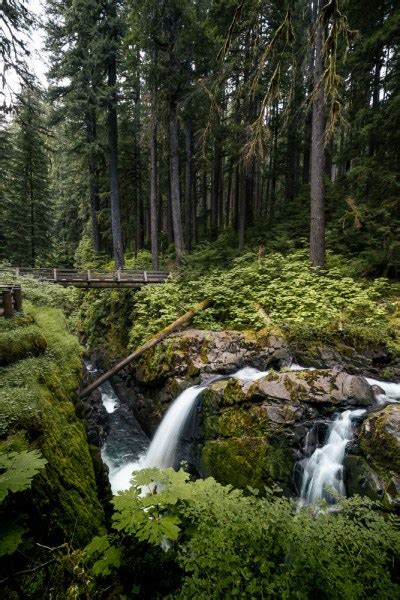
[0,314,48,366]
[134,329,290,385]
[358,405,400,507]
[0,303,105,555]
[201,436,293,493]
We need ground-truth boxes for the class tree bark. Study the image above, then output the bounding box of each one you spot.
[107,1,124,269]
[169,98,184,264]
[86,110,101,253]
[150,100,159,270]
[309,0,326,269]
[184,116,193,252]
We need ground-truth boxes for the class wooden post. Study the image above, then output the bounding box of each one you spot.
[87,269,91,282]
[144,271,148,283]
[117,269,121,282]
[13,286,22,311]
[80,299,212,397]
[16,267,20,277]
[3,288,14,318]
[54,268,57,282]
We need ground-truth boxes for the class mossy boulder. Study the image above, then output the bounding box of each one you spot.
[0,316,48,366]
[201,436,294,494]
[358,405,400,507]
[251,369,374,407]
[199,367,375,495]
[134,329,290,385]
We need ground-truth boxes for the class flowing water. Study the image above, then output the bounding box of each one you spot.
[299,409,366,505]
[142,384,207,470]
[91,359,399,501]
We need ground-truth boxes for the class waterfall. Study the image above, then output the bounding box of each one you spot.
[142,385,206,470]
[366,377,400,403]
[299,409,366,505]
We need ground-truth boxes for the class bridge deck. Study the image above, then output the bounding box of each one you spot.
[1,268,170,288]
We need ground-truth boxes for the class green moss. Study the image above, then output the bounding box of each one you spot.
[203,406,272,439]
[220,379,246,406]
[360,407,400,474]
[201,436,293,493]
[0,326,48,366]
[0,302,104,548]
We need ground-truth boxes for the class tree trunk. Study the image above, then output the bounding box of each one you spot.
[309,0,326,269]
[86,110,101,253]
[238,167,246,250]
[79,299,212,398]
[107,3,124,269]
[169,99,184,264]
[185,116,193,252]
[150,98,159,270]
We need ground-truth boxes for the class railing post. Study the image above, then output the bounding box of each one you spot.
[143,271,148,283]
[54,268,57,282]
[16,267,20,277]
[13,285,22,311]
[117,269,121,282]
[87,269,91,283]
[3,288,14,318]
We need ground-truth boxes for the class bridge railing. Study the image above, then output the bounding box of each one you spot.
[1,267,170,284]
[0,284,22,317]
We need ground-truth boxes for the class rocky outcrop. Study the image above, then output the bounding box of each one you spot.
[134,329,291,385]
[198,369,375,494]
[292,339,400,380]
[348,405,400,508]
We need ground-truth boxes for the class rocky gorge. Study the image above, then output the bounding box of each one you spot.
[88,328,400,509]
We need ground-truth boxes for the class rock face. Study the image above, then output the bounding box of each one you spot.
[97,327,399,502]
[134,329,291,385]
[198,369,375,494]
[347,405,400,508]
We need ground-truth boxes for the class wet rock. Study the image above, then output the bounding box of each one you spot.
[134,329,291,385]
[202,368,375,409]
[358,405,400,507]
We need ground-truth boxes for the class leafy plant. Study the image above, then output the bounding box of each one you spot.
[86,468,400,599]
[0,449,47,556]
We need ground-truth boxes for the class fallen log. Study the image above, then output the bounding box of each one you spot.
[79,299,211,398]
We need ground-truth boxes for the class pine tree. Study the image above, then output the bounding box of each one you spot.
[6,87,52,266]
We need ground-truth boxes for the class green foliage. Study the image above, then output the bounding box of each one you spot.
[0,449,47,557]
[88,468,400,599]
[85,536,122,577]
[127,250,398,350]
[0,449,47,503]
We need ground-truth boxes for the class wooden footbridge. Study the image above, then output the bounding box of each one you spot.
[1,267,170,289]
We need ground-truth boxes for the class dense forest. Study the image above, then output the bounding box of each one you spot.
[1,1,400,599]
[1,0,399,274]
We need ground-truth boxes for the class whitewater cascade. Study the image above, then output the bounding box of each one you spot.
[299,409,366,505]
[142,385,207,470]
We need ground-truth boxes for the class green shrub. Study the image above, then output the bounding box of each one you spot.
[127,250,398,350]
[86,468,400,599]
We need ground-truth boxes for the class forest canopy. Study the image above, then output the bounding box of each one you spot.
[0,0,399,276]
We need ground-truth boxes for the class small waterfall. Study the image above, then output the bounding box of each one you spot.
[142,385,207,469]
[299,409,366,505]
[366,377,400,403]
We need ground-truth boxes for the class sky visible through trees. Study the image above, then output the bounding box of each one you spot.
[1,0,399,276]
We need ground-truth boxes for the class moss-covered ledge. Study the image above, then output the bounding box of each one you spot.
[0,303,105,558]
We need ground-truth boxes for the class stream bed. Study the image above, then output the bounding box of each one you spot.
[87,361,400,503]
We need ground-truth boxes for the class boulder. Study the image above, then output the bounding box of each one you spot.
[198,367,375,496]
[134,329,291,385]
[358,405,400,507]
[203,368,375,410]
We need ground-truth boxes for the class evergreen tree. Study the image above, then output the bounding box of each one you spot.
[5,87,52,266]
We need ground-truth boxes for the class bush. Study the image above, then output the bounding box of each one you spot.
[127,250,398,350]
[86,468,400,599]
